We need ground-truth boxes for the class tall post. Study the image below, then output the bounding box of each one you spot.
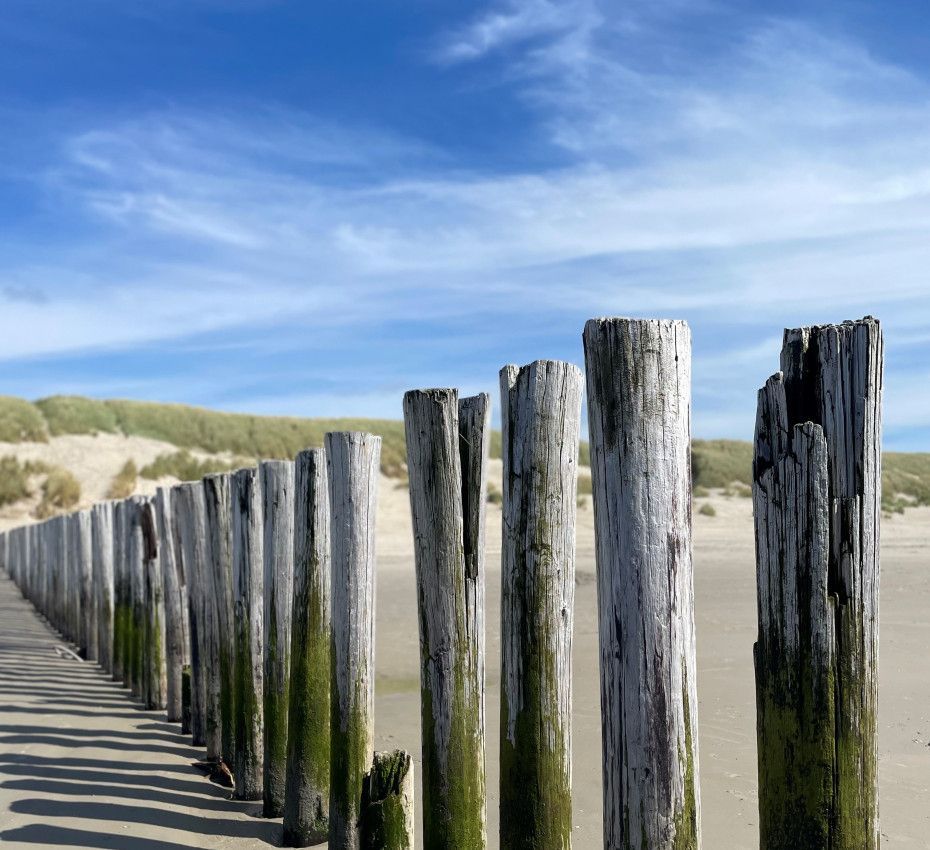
[156,487,185,722]
[403,390,489,849]
[499,360,583,849]
[326,432,380,850]
[112,501,128,684]
[128,496,147,698]
[754,317,883,850]
[232,466,265,801]
[91,502,115,675]
[583,318,700,850]
[141,499,167,711]
[204,472,236,767]
[360,750,416,850]
[76,510,96,661]
[174,482,207,747]
[284,448,331,848]
[261,459,295,818]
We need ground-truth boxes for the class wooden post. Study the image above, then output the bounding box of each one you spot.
[499,360,583,849]
[182,664,193,734]
[141,499,167,711]
[112,500,128,684]
[91,502,115,675]
[75,510,96,661]
[156,487,185,722]
[403,390,489,849]
[260,459,295,818]
[284,448,331,847]
[754,317,883,850]
[360,750,416,850]
[204,472,236,767]
[232,466,265,801]
[174,482,207,747]
[326,432,380,850]
[128,497,147,698]
[583,318,700,850]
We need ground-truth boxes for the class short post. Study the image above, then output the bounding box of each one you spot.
[91,502,115,675]
[284,448,331,847]
[232,466,265,801]
[403,390,489,849]
[156,487,185,722]
[499,360,583,849]
[139,499,166,710]
[174,483,207,747]
[326,432,380,850]
[360,750,415,850]
[204,472,236,767]
[754,317,883,849]
[260,459,295,818]
[583,318,701,850]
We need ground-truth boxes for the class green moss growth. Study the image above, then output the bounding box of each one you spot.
[360,750,413,849]
[263,593,290,818]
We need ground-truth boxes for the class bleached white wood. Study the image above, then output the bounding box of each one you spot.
[583,317,700,850]
[326,432,380,850]
[499,360,583,849]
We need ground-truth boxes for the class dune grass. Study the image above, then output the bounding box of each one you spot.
[0,397,48,443]
[35,468,81,518]
[0,456,32,506]
[106,460,138,500]
[140,450,250,483]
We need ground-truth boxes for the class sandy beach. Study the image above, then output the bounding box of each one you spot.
[1,457,929,847]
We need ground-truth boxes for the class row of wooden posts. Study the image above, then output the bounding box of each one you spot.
[0,315,882,850]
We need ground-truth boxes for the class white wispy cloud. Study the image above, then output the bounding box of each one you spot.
[2,3,930,441]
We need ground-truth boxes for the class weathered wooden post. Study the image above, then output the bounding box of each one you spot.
[75,510,96,661]
[141,499,167,711]
[204,472,236,767]
[174,482,207,747]
[112,500,128,684]
[583,317,700,850]
[360,750,416,850]
[499,360,583,849]
[403,390,489,849]
[283,448,331,848]
[326,432,380,850]
[91,502,115,675]
[753,317,883,850]
[232,466,265,800]
[260,459,295,818]
[156,487,185,722]
[128,497,147,698]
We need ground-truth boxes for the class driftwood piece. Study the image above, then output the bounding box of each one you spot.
[283,448,331,848]
[232,466,265,800]
[403,390,489,849]
[583,317,701,850]
[499,360,583,849]
[326,432,380,850]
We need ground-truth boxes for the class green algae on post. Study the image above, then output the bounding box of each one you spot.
[360,750,415,850]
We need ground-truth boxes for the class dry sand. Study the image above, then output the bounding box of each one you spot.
[0,448,929,847]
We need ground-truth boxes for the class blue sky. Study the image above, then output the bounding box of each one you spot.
[1,0,929,448]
